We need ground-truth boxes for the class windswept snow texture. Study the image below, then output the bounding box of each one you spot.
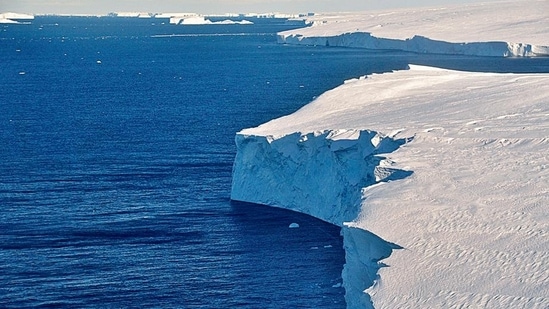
[231,65,549,308]
[278,0,549,57]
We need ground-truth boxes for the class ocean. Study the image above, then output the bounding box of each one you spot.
[1,16,548,308]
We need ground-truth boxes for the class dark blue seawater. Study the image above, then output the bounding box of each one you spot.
[1,16,548,308]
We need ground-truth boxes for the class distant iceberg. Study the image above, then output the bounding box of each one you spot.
[215,19,254,25]
[0,12,34,24]
[113,12,152,18]
[169,15,253,25]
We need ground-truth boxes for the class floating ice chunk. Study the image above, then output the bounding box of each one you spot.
[289,223,300,228]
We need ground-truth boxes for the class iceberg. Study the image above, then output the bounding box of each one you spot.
[232,65,549,308]
[0,12,34,24]
[277,1,549,57]
[113,12,152,18]
[169,15,253,25]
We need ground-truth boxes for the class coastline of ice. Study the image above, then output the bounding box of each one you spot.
[232,64,549,308]
[231,1,549,306]
[277,1,549,57]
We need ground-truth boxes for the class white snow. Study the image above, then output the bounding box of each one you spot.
[231,1,549,306]
[278,0,549,56]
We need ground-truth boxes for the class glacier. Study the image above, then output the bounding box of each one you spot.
[232,1,549,308]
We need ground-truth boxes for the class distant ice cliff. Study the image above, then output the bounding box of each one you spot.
[277,1,549,57]
[278,33,549,57]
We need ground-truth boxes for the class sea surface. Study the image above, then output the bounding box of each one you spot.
[1,16,548,308]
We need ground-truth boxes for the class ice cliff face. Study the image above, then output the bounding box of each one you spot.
[277,32,549,57]
[231,129,410,224]
[231,129,411,307]
[276,1,549,57]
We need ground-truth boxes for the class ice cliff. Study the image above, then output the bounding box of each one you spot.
[279,33,548,57]
[277,0,549,57]
[231,64,549,308]
[231,130,411,225]
[231,129,410,308]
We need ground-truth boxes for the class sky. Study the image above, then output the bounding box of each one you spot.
[1,0,499,15]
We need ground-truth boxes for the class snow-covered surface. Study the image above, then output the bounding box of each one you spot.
[278,0,549,56]
[231,65,549,308]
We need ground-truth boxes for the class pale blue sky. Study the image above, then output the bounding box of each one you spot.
[1,0,498,15]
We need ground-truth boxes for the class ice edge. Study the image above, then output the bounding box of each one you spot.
[230,129,413,308]
[277,32,549,57]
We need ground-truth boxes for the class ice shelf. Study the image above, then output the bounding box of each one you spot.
[231,65,549,308]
